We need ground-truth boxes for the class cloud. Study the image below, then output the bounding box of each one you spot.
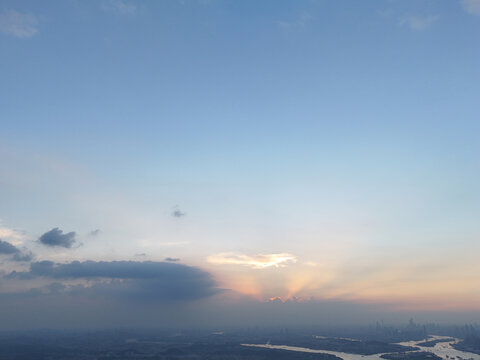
[172,210,186,218]
[7,260,221,302]
[24,260,198,280]
[88,229,101,237]
[171,206,186,218]
[461,0,480,15]
[165,257,180,262]
[0,287,424,330]
[103,0,136,15]
[0,239,19,255]
[207,252,297,269]
[12,251,33,262]
[0,10,38,38]
[38,228,77,248]
[400,15,439,30]
[0,240,33,262]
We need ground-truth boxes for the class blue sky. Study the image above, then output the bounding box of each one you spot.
[1,1,480,326]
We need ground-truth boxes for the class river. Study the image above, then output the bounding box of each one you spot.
[242,335,480,360]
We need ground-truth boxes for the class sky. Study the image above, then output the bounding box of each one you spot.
[0,0,480,329]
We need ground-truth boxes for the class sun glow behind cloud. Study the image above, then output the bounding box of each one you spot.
[203,244,480,310]
[207,252,296,269]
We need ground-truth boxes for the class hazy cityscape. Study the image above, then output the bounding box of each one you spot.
[2,321,480,359]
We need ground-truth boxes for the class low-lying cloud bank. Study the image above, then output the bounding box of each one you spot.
[1,285,478,330]
[2,259,479,330]
[5,260,221,302]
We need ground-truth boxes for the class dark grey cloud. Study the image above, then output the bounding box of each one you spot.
[4,270,34,280]
[27,260,201,280]
[12,251,33,262]
[165,257,180,262]
[0,239,19,254]
[38,228,76,248]
[8,260,220,302]
[0,240,33,262]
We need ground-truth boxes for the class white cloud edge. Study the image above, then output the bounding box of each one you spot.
[207,252,297,269]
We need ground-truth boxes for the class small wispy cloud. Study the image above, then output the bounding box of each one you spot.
[461,0,480,15]
[172,210,185,218]
[207,252,297,269]
[103,0,136,15]
[89,229,101,237]
[400,15,439,30]
[0,10,38,38]
[171,205,186,218]
[278,12,312,30]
